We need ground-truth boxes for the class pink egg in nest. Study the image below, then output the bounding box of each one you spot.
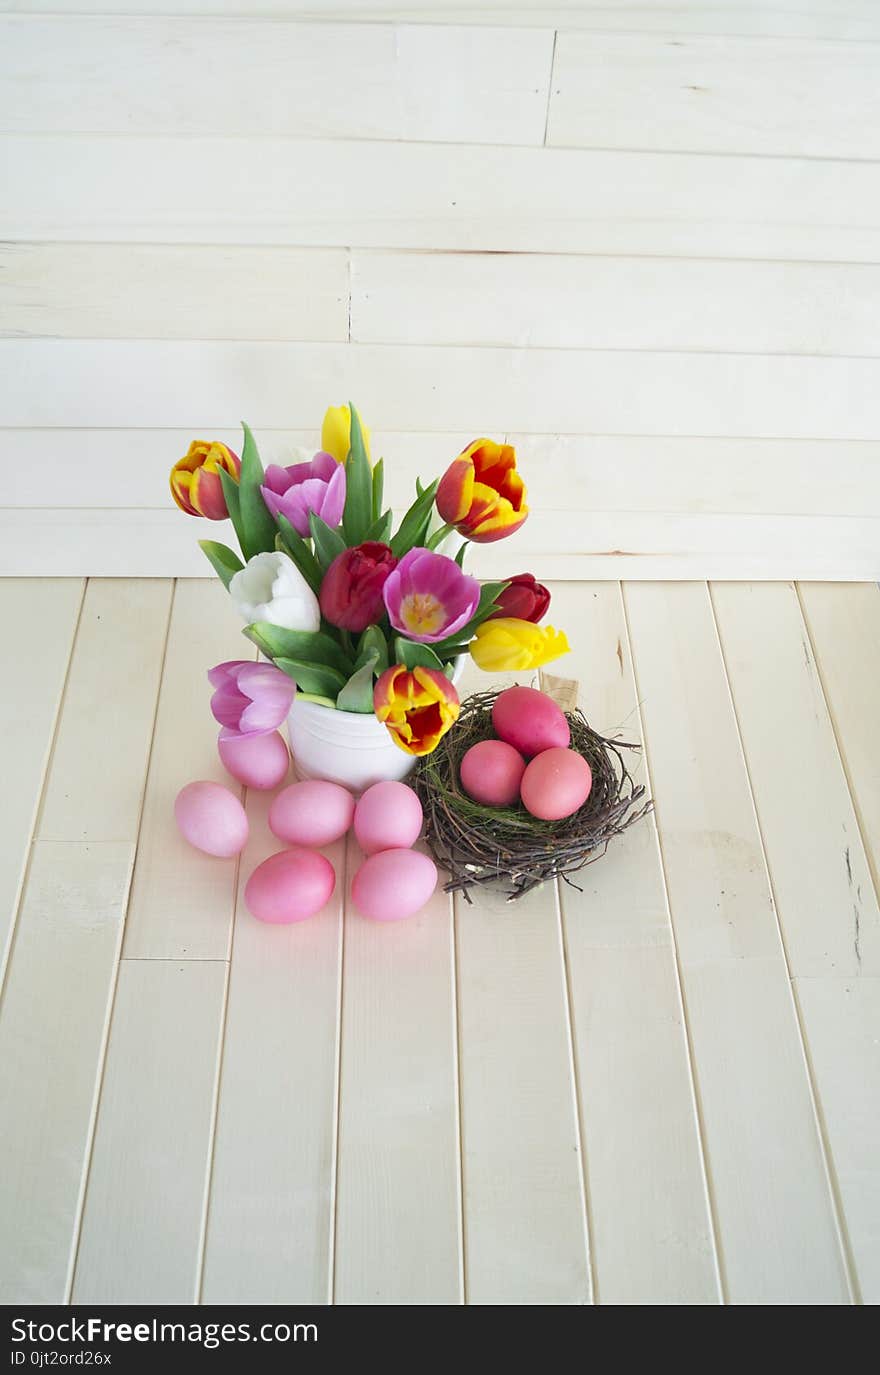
[520,747,592,821]
[174,781,248,858]
[492,686,570,758]
[269,779,355,849]
[354,781,423,855]
[352,848,438,922]
[245,847,336,924]
[218,729,289,790]
[460,739,526,807]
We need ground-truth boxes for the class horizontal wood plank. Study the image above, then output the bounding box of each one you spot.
[1,4,877,42]
[353,252,880,355]
[0,244,349,342]
[2,509,878,581]
[0,17,552,146]
[72,960,228,1304]
[549,32,880,159]
[3,341,879,439]
[3,137,879,260]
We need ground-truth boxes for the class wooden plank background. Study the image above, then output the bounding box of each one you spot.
[1,4,879,579]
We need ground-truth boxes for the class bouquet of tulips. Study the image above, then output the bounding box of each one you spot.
[169,403,570,758]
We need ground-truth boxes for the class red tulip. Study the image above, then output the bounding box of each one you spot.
[489,573,551,624]
[319,542,397,633]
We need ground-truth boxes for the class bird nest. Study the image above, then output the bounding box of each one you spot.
[413,689,653,901]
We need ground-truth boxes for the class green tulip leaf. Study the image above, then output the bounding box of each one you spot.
[335,655,379,713]
[237,421,278,559]
[308,511,347,571]
[432,580,509,654]
[393,638,445,673]
[243,622,351,675]
[371,457,385,523]
[273,657,347,698]
[198,539,243,590]
[355,625,389,675]
[390,480,439,559]
[363,509,394,545]
[455,542,467,568]
[341,403,373,544]
[274,518,323,595]
[218,467,246,556]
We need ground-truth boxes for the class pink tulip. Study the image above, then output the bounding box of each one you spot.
[208,660,296,738]
[260,452,345,537]
[382,547,480,644]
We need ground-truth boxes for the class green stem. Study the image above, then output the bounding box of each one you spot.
[426,522,456,551]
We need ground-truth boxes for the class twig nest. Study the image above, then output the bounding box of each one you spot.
[413,689,653,901]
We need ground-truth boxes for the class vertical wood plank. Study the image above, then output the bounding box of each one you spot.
[0,578,171,1303]
[0,578,82,980]
[72,959,228,1304]
[333,837,462,1305]
[201,793,343,1304]
[454,666,589,1304]
[623,581,849,1304]
[123,580,249,960]
[0,843,134,1303]
[551,581,719,1304]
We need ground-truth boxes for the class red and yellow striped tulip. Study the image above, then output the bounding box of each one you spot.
[470,618,570,673]
[436,439,528,543]
[170,440,240,520]
[373,664,460,757]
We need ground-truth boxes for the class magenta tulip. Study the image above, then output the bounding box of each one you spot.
[382,547,480,644]
[320,542,397,632]
[260,452,345,537]
[208,660,296,738]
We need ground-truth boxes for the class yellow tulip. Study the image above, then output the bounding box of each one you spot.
[470,618,570,673]
[321,404,371,465]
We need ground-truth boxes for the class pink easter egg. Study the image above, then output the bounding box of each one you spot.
[245,848,336,924]
[352,848,438,922]
[218,729,290,790]
[520,747,592,821]
[492,686,571,758]
[353,781,423,855]
[269,780,355,848]
[174,781,248,858]
[460,739,526,806]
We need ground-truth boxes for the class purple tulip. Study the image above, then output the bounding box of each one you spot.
[260,452,345,538]
[383,547,481,644]
[208,660,296,738]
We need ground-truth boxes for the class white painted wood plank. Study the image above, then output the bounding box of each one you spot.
[201,792,343,1304]
[794,975,880,1304]
[550,581,718,1303]
[797,583,880,904]
[6,430,879,521]
[72,959,227,1304]
[623,581,849,1303]
[0,579,82,981]
[549,33,880,159]
[4,341,879,440]
[0,841,134,1304]
[37,579,172,843]
[2,4,877,42]
[4,137,879,261]
[453,661,589,1305]
[711,582,880,978]
[3,508,878,582]
[711,581,880,1301]
[353,252,880,356]
[333,838,461,1304]
[0,18,552,146]
[0,244,349,342]
[123,582,250,961]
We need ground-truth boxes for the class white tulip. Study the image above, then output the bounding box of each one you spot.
[229,551,320,633]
